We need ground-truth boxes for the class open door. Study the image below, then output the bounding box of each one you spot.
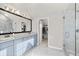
[39,19,48,46]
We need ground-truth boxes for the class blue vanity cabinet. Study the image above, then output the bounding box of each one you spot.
[0,40,14,56]
[22,34,37,55]
[13,37,35,56]
[7,46,14,56]
[0,34,37,56]
[13,38,24,56]
[13,34,37,56]
[0,46,14,56]
[22,37,34,55]
[0,48,7,56]
[21,39,28,55]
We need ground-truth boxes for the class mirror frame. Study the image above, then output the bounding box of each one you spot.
[0,8,32,35]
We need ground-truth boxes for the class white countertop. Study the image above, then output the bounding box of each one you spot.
[0,32,36,43]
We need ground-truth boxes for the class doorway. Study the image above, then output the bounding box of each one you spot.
[39,19,48,47]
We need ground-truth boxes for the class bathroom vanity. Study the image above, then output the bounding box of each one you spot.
[0,33,37,56]
[0,6,36,56]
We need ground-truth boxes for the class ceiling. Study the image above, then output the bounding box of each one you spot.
[0,3,74,18]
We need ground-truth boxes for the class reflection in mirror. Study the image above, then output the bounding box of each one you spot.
[0,12,13,33]
[21,22,26,32]
[0,8,32,35]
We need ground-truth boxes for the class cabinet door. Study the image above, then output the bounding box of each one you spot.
[22,37,35,55]
[0,46,14,56]
[0,49,7,56]
[29,35,37,47]
[22,38,34,55]
[15,48,23,56]
[23,37,34,50]
[28,38,34,47]
[7,46,14,56]
[14,35,37,56]
[14,38,23,56]
[22,41,28,55]
[0,40,14,56]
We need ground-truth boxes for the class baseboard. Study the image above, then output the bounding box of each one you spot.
[48,45,76,56]
[48,45,63,50]
[65,49,75,55]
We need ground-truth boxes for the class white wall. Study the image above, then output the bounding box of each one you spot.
[28,3,70,49]
[48,4,75,49]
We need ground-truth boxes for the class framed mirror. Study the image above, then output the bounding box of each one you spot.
[0,8,32,35]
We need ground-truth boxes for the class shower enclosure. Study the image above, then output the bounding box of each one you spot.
[64,3,79,56]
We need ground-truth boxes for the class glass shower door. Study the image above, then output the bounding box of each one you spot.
[64,3,79,56]
[64,3,75,56]
[76,3,79,56]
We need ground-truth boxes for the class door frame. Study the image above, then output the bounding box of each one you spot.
[38,17,48,45]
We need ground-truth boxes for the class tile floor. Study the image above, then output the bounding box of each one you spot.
[25,39,66,56]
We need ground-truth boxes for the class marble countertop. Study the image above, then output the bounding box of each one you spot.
[0,32,36,43]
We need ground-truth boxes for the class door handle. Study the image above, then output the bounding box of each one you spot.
[76,29,79,32]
